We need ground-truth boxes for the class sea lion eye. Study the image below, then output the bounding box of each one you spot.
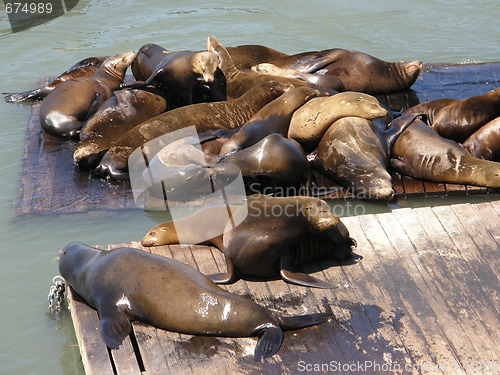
[160,227,168,232]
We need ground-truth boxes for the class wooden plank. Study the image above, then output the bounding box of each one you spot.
[423,181,446,196]
[444,182,467,195]
[357,212,467,373]
[67,287,115,375]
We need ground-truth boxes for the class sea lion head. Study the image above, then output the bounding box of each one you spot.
[101,51,136,79]
[58,242,101,282]
[192,51,219,83]
[339,92,388,120]
[141,222,179,247]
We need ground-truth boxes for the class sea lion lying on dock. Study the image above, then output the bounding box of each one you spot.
[58,241,331,361]
[141,194,356,288]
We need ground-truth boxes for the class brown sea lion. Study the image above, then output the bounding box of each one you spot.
[207,36,336,99]
[219,86,324,155]
[251,63,345,91]
[124,47,219,109]
[390,114,500,188]
[39,52,135,138]
[59,241,331,361]
[288,92,388,149]
[142,133,312,199]
[3,56,108,103]
[141,194,356,289]
[404,88,500,142]
[130,43,169,81]
[273,48,422,94]
[73,88,167,170]
[225,45,289,70]
[311,115,416,200]
[95,80,294,181]
[462,117,500,162]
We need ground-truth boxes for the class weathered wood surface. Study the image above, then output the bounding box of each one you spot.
[66,201,500,375]
[13,62,500,216]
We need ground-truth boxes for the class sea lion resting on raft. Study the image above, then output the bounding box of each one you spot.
[404,88,500,143]
[58,242,331,361]
[141,194,356,289]
[39,51,135,138]
[390,114,500,188]
[225,44,422,94]
[123,45,220,109]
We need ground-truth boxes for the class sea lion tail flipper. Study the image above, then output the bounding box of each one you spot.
[279,253,336,289]
[254,324,283,362]
[207,254,239,284]
[278,312,332,330]
[4,89,41,103]
[99,308,132,349]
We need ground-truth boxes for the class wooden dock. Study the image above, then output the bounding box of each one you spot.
[13,62,500,216]
[67,200,500,375]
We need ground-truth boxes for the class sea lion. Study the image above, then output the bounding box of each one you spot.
[124,48,219,109]
[58,242,331,361]
[131,43,169,81]
[462,117,500,162]
[95,80,294,181]
[311,115,416,200]
[272,48,422,94]
[207,36,336,99]
[390,114,500,188]
[39,52,135,138]
[288,92,388,149]
[141,194,356,288]
[142,133,312,199]
[225,45,289,70]
[219,86,324,155]
[252,63,345,91]
[404,88,500,142]
[3,56,108,103]
[73,88,167,170]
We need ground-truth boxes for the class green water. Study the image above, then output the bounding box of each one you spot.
[0,1,499,374]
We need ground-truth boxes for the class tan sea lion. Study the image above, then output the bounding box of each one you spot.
[124,48,219,109]
[225,45,289,70]
[141,194,356,288]
[404,88,500,142]
[311,115,416,200]
[3,56,108,103]
[251,63,345,91]
[219,86,324,155]
[95,80,294,181]
[391,114,500,188]
[73,88,167,170]
[39,52,135,138]
[58,242,331,361]
[207,36,336,99]
[288,92,388,149]
[462,117,500,162]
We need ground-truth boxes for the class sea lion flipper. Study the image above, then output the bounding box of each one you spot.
[254,324,283,362]
[279,253,335,289]
[99,306,132,350]
[286,50,341,74]
[207,254,238,284]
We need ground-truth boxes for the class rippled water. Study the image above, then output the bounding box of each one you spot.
[0,1,498,374]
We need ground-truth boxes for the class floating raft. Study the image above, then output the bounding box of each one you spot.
[14,62,500,216]
[67,201,500,375]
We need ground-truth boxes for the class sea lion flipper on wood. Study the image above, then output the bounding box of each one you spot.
[279,252,334,289]
[98,303,132,350]
[254,324,283,362]
[207,254,239,284]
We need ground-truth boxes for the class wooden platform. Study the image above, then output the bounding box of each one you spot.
[13,62,500,216]
[67,201,500,375]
